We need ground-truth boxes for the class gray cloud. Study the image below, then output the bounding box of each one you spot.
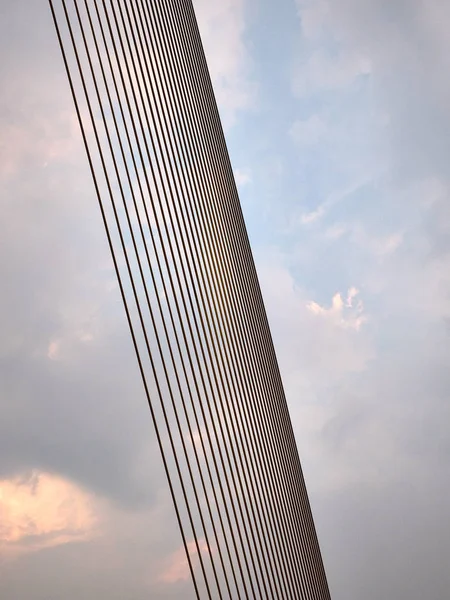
[0,1,255,598]
[275,3,450,598]
[0,0,171,514]
[0,497,196,600]
[4,0,450,599]
[296,0,450,180]
[258,247,450,599]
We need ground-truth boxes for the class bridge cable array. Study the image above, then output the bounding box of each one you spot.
[49,1,331,597]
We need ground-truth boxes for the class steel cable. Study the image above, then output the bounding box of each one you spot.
[48,0,332,597]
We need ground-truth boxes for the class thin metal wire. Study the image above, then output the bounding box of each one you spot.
[144,2,306,596]
[47,1,202,597]
[142,2,308,596]
[49,6,230,596]
[153,2,314,596]
[91,0,256,596]
[165,2,330,596]
[179,2,332,597]
[76,1,243,597]
[98,1,257,595]
[109,3,254,595]
[127,0,296,596]
[67,5,220,595]
[174,7,326,596]
[121,0,286,596]
[49,0,332,597]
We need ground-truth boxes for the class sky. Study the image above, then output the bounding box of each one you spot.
[1,0,450,598]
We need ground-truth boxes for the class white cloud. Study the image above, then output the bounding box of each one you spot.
[285,179,375,234]
[77,330,94,343]
[183,426,208,457]
[324,223,347,240]
[290,114,327,146]
[299,205,325,225]
[47,339,60,361]
[158,538,211,584]
[0,110,80,181]
[258,254,373,393]
[45,322,97,363]
[293,48,371,97]
[306,289,366,331]
[346,286,359,307]
[294,0,450,177]
[0,471,98,556]
[234,167,252,187]
[350,225,404,259]
[193,0,255,126]
[305,219,404,261]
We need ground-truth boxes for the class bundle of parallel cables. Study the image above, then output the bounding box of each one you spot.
[49,0,331,597]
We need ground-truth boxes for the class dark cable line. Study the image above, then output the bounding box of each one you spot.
[47,1,201,598]
[49,0,332,597]
[89,0,264,596]
[179,2,330,596]
[51,1,215,596]
[128,1,292,596]
[112,2,290,596]
[174,5,326,600]
[90,0,253,592]
[75,1,241,597]
[99,1,259,595]
[162,2,326,596]
[156,2,318,596]
[144,2,306,596]
[68,4,221,596]
[138,3,306,596]
[90,3,255,596]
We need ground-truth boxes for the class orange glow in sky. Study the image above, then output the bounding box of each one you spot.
[0,470,98,556]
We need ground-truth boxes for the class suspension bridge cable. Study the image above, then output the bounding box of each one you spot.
[49,0,332,597]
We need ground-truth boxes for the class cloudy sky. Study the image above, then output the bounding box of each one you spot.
[1,0,450,598]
